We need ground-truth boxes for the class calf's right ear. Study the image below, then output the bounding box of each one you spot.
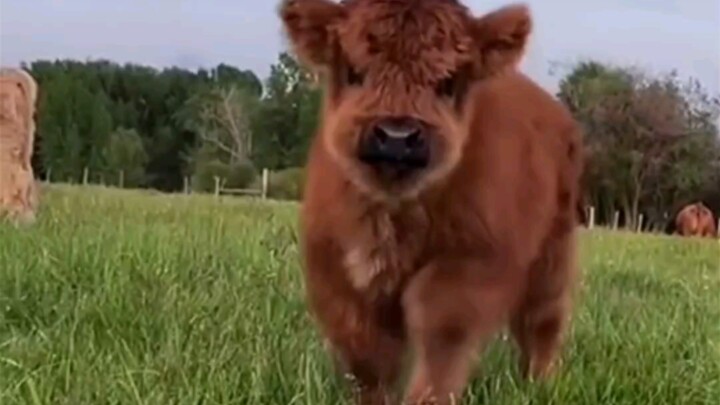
[279,0,345,70]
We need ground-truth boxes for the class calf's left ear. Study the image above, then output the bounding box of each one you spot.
[470,4,532,76]
[279,0,345,71]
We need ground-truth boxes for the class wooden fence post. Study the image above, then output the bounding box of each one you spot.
[82,167,89,185]
[119,170,125,188]
[636,214,644,233]
[612,211,619,230]
[261,169,269,199]
[183,176,190,194]
[46,167,52,184]
[214,176,221,197]
[588,206,595,229]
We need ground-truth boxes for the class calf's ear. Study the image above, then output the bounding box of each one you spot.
[279,0,345,70]
[470,4,532,76]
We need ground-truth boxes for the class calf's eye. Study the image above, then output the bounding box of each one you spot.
[436,75,456,98]
[346,66,364,86]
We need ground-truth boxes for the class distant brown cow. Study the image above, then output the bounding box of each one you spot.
[280,1,584,404]
[675,202,717,238]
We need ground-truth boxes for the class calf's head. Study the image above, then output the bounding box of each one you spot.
[280,0,532,200]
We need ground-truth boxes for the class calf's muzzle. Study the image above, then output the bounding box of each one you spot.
[358,116,430,171]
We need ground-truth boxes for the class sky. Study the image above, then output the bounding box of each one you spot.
[1,0,719,95]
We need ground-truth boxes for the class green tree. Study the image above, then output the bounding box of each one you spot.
[210,64,263,97]
[36,74,91,182]
[27,59,229,190]
[251,52,320,170]
[177,82,260,192]
[557,61,720,229]
[101,128,149,188]
[179,85,258,164]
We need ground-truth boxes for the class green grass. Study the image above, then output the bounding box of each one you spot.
[1,185,719,404]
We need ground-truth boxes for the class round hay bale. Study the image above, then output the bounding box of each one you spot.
[0,67,40,225]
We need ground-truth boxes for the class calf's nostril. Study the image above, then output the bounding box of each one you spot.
[404,130,423,148]
[373,126,388,143]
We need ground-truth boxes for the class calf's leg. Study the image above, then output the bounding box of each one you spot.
[401,258,520,405]
[511,229,578,380]
[303,248,405,405]
[323,298,406,405]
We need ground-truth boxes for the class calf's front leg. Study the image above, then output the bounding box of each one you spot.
[401,257,521,405]
[303,240,406,405]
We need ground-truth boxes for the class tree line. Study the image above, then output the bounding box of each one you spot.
[556,62,720,229]
[25,53,317,194]
[21,54,720,229]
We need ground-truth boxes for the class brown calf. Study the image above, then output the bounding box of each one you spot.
[675,202,717,238]
[279,1,585,403]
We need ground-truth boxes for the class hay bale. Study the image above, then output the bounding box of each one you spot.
[0,67,40,225]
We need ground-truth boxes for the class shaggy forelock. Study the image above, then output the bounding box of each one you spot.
[335,0,474,85]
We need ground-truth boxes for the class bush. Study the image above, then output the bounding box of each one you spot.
[251,167,305,200]
[226,161,258,190]
[192,159,257,193]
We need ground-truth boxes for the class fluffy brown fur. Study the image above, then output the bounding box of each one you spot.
[279,1,585,403]
[0,67,39,225]
[675,202,717,238]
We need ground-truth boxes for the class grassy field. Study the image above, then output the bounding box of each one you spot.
[1,185,719,405]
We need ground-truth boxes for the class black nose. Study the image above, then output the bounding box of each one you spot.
[358,116,430,168]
